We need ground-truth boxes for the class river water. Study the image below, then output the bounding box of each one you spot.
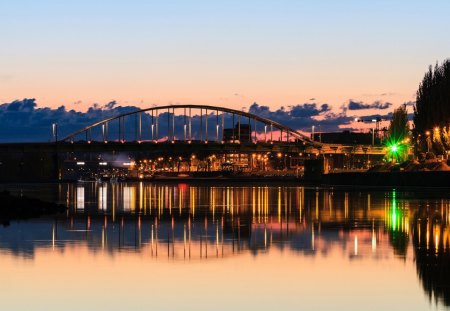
[0,183,448,311]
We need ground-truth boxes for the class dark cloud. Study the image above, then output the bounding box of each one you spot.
[6,98,36,112]
[290,103,330,118]
[0,99,138,142]
[248,102,350,132]
[348,100,392,110]
[0,99,400,142]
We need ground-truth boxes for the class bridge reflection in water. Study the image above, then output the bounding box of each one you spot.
[0,183,449,308]
[64,183,396,259]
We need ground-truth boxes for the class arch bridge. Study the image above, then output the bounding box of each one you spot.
[61,104,318,146]
[58,104,387,156]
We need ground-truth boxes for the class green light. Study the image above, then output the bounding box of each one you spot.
[391,144,398,152]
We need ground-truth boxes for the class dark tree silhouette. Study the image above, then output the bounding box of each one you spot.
[386,105,410,162]
[388,104,409,142]
[413,204,450,307]
[414,59,450,153]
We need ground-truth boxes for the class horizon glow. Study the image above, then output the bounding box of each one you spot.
[1,0,450,115]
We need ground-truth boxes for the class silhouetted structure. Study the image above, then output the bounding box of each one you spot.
[312,131,380,145]
[223,123,251,142]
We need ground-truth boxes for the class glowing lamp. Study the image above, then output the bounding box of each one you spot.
[390,144,398,152]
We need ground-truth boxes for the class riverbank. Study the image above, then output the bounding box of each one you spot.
[0,191,66,223]
[322,170,450,188]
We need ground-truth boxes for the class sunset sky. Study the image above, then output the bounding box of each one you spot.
[0,0,449,140]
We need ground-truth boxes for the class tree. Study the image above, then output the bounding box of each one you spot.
[386,104,410,162]
[414,59,450,153]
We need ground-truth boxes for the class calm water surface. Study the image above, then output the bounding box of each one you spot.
[0,183,449,311]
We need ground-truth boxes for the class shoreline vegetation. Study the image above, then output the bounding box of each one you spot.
[0,191,65,224]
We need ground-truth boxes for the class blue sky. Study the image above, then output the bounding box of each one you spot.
[0,0,449,141]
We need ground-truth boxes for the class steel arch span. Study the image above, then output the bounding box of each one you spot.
[60,104,318,145]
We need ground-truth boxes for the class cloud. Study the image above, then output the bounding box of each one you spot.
[348,100,392,110]
[289,103,330,118]
[5,98,37,112]
[0,99,139,142]
[0,99,401,142]
[248,102,350,132]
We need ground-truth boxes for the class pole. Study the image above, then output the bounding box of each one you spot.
[371,129,374,146]
[172,107,175,141]
[270,124,273,142]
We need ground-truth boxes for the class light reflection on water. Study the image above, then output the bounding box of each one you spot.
[0,183,449,311]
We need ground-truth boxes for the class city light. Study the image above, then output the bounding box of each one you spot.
[390,144,398,152]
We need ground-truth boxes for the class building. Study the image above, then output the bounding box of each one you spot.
[223,123,251,142]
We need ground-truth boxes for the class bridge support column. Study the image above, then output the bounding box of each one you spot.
[221,113,224,142]
[189,108,192,141]
[102,124,106,142]
[167,108,170,142]
[172,107,175,142]
[232,113,235,142]
[151,110,154,141]
[156,110,159,141]
[184,108,187,141]
[205,108,208,142]
[248,117,251,142]
[138,112,142,142]
[238,115,241,142]
[216,110,219,142]
[200,108,203,141]
[264,125,267,143]
[253,118,257,142]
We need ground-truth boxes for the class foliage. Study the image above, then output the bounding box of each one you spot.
[386,105,410,162]
[414,59,450,153]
